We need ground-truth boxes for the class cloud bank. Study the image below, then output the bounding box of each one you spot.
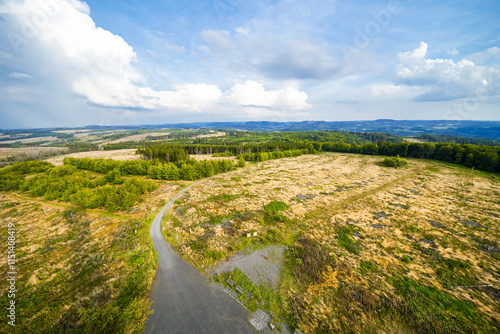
[0,0,310,113]
[395,42,500,102]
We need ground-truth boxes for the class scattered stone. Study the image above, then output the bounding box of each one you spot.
[296,194,317,201]
[371,224,386,229]
[430,221,446,230]
[373,212,387,220]
[409,189,420,195]
[296,194,307,201]
[389,203,409,209]
[352,232,363,238]
[459,218,484,228]
[347,219,358,224]
[473,239,500,254]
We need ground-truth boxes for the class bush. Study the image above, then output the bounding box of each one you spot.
[382,155,408,168]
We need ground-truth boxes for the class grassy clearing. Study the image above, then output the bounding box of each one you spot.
[160,152,500,333]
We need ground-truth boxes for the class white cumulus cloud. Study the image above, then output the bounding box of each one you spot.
[395,42,500,101]
[227,81,310,110]
[0,0,311,117]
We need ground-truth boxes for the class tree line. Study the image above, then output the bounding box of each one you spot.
[417,134,500,146]
[63,156,238,181]
[321,140,500,173]
[135,140,500,173]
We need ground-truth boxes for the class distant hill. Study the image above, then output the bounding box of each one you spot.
[3,120,500,140]
[85,120,500,140]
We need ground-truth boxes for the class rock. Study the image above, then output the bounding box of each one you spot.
[419,239,437,248]
[371,224,386,229]
[430,221,446,229]
[459,218,484,228]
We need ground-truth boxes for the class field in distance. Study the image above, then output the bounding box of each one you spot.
[164,152,500,333]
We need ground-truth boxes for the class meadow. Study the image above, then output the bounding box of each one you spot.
[162,153,500,333]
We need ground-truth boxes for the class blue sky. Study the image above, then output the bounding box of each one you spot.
[0,0,499,129]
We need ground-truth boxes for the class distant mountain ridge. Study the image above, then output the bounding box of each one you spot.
[2,120,500,140]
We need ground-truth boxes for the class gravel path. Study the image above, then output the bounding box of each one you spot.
[144,178,255,334]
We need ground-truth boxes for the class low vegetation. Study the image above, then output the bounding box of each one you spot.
[162,152,499,333]
[0,197,157,333]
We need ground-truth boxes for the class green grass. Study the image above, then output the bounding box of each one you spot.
[263,200,289,212]
[433,257,478,288]
[336,226,360,255]
[359,260,377,275]
[206,194,237,202]
[391,277,495,333]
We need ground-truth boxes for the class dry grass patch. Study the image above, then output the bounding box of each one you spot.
[159,153,500,332]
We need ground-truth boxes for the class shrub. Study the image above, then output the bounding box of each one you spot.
[382,155,408,168]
